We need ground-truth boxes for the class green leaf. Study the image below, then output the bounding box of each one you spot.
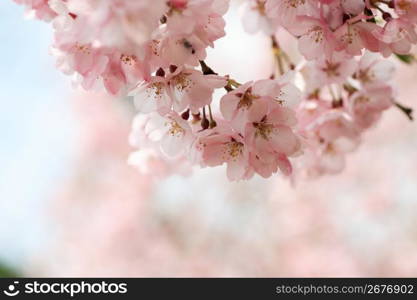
[0,262,20,278]
[395,54,415,64]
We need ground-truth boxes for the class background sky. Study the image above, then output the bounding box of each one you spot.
[0,1,76,268]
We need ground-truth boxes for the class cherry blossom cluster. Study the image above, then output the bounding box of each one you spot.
[244,0,417,57]
[295,51,396,177]
[14,0,415,180]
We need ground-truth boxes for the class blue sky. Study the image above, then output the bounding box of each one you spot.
[0,1,76,268]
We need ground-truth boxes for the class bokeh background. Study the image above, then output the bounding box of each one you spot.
[1,1,417,277]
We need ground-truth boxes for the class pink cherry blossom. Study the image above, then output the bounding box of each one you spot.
[166,66,227,113]
[348,85,394,129]
[296,16,337,60]
[130,72,172,115]
[247,107,299,151]
[266,0,317,33]
[297,106,360,176]
[244,105,301,177]
[355,52,395,87]
[241,0,278,34]
[306,52,357,88]
[334,19,382,56]
[375,18,417,56]
[14,0,57,21]
[194,122,254,181]
[132,112,195,158]
[220,77,301,133]
[394,0,417,22]
[341,0,365,15]
[131,66,226,114]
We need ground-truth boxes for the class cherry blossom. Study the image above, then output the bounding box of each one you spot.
[241,0,277,34]
[194,123,254,180]
[131,65,226,114]
[14,0,57,21]
[296,105,360,176]
[341,0,365,15]
[376,18,417,56]
[297,16,338,60]
[394,0,417,22]
[305,52,358,88]
[133,112,195,158]
[220,78,301,132]
[13,0,416,181]
[348,85,394,129]
[355,52,395,87]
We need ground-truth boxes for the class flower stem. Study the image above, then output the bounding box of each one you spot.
[271,35,284,75]
[395,102,414,121]
[199,60,217,75]
[208,105,217,128]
